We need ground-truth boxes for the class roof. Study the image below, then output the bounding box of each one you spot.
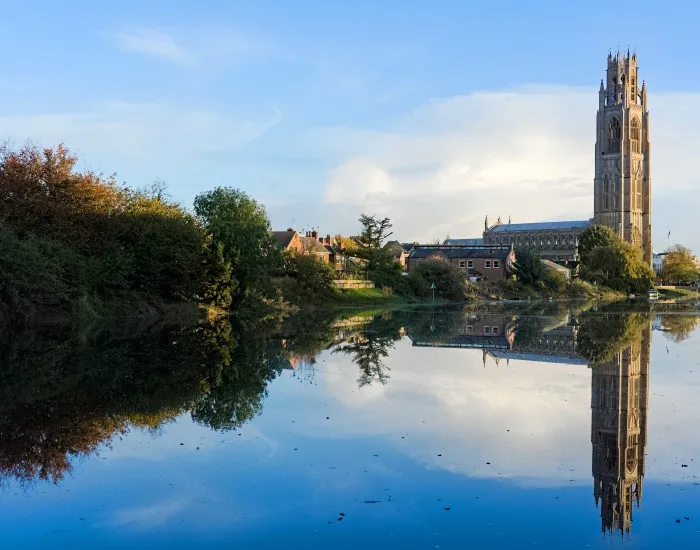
[324,245,335,254]
[301,236,327,253]
[272,230,297,249]
[445,238,484,246]
[542,259,571,273]
[409,245,512,261]
[488,220,591,233]
[402,242,416,252]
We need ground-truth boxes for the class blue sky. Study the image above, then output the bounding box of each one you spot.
[1,0,698,251]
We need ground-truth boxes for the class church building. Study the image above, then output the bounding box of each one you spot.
[448,50,652,267]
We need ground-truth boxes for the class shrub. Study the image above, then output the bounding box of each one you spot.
[407,258,466,301]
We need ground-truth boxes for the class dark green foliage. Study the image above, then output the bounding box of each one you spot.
[274,252,336,305]
[578,225,619,264]
[194,187,281,295]
[577,313,650,364]
[579,225,654,293]
[0,144,233,323]
[354,214,398,284]
[406,258,467,301]
[513,247,545,285]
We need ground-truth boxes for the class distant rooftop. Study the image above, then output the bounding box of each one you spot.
[272,229,297,249]
[488,220,591,233]
[409,245,512,260]
[445,238,484,246]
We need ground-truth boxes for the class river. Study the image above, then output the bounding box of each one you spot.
[1,303,699,548]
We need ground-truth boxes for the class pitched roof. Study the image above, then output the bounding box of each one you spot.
[445,238,484,246]
[542,259,571,274]
[300,236,327,253]
[272,230,297,248]
[409,245,512,260]
[488,220,591,233]
[402,242,416,252]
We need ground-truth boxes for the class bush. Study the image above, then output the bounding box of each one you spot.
[542,268,567,293]
[275,253,336,305]
[0,144,234,323]
[513,247,545,285]
[407,259,466,301]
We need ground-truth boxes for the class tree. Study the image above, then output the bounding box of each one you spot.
[661,245,698,285]
[578,225,654,293]
[275,252,336,305]
[354,214,399,285]
[193,187,281,295]
[407,257,467,301]
[586,241,654,292]
[513,247,545,285]
[578,225,619,264]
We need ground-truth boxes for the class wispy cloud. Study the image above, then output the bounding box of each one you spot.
[108,27,273,69]
[111,29,195,66]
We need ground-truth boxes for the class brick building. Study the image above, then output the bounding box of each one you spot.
[406,244,515,281]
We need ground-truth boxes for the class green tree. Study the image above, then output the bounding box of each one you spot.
[406,257,466,300]
[661,245,699,285]
[193,187,281,295]
[578,225,619,264]
[513,247,545,285]
[354,214,396,282]
[275,252,336,305]
[586,241,654,292]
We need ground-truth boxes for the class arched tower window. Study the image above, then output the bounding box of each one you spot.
[631,117,640,154]
[603,175,610,209]
[607,117,621,153]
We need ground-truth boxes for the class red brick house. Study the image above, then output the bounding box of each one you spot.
[272,229,304,254]
[406,244,515,281]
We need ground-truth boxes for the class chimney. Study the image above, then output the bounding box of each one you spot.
[287,228,294,232]
[311,230,318,240]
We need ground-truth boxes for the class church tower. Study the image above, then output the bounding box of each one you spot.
[590,322,650,535]
[594,50,652,265]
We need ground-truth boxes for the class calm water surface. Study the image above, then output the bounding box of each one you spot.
[1,304,699,549]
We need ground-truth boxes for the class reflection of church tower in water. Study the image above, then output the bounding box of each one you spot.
[590,324,650,535]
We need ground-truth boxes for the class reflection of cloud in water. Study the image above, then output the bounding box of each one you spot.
[311,329,700,487]
[320,337,592,486]
[107,499,189,529]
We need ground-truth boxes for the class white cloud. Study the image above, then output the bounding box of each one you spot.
[111,29,195,66]
[0,102,282,166]
[272,86,700,252]
[108,27,271,69]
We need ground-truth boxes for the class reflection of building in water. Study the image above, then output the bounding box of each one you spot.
[408,314,517,350]
[590,325,650,535]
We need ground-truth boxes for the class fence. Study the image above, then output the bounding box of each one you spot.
[333,279,375,290]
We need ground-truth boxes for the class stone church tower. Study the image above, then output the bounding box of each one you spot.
[590,322,650,535]
[594,50,652,265]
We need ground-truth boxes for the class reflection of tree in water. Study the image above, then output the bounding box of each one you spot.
[659,314,699,343]
[333,311,407,387]
[0,310,341,484]
[577,313,651,364]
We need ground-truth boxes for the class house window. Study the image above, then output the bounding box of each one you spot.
[466,325,473,334]
[492,326,499,335]
[484,326,491,335]
[493,260,500,269]
[459,260,466,268]
[485,260,492,268]
[467,260,474,268]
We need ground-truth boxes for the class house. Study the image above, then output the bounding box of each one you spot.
[542,259,572,280]
[384,240,410,270]
[407,244,515,281]
[300,231,331,263]
[272,229,303,254]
